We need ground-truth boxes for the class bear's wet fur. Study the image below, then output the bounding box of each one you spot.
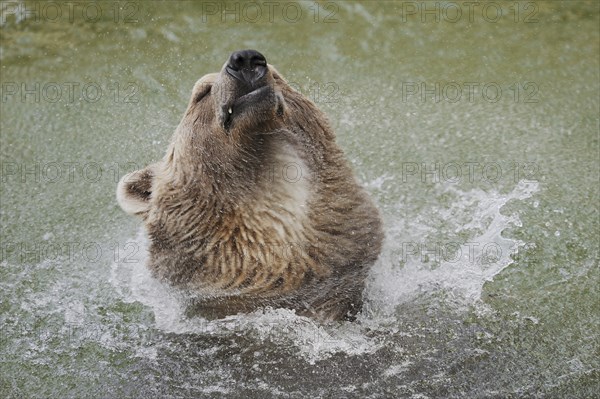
[117,50,383,321]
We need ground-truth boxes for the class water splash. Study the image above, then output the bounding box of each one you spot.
[110,229,382,363]
[365,180,539,315]
[110,180,539,362]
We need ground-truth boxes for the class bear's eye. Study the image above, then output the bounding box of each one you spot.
[194,85,212,103]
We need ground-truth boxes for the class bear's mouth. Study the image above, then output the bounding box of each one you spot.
[217,50,284,132]
[225,65,267,85]
[221,85,283,131]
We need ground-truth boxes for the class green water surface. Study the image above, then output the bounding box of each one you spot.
[1,1,598,397]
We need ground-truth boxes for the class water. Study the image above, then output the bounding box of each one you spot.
[1,1,598,397]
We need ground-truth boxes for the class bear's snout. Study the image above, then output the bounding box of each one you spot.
[214,50,282,132]
[225,49,268,86]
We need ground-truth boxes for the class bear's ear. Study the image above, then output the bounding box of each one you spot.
[116,167,154,216]
[191,73,219,103]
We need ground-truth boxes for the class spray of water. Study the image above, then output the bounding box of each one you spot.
[110,180,539,362]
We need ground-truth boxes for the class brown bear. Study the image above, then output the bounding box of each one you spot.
[116,50,383,321]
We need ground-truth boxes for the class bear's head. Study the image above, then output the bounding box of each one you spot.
[117,49,295,217]
[116,50,383,319]
[117,50,333,295]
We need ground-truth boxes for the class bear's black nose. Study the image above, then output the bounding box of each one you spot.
[228,49,266,71]
[226,49,267,85]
